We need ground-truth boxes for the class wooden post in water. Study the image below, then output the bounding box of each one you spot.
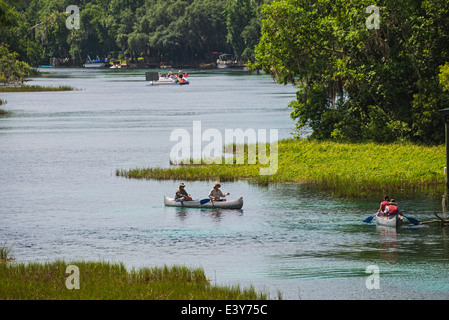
[443,194,448,220]
[438,108,449,219]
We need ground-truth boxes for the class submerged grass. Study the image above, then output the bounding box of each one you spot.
[0,260,268,300]
[0,85,75,92]
[117,139,446,197]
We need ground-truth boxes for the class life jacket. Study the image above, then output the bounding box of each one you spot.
[387,204,398,215]
[380,200,389,211]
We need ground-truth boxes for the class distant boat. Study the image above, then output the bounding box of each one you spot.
[146,71,190,85]
[149,77,190,85]
[84,55,108,68]
[217,54,242,69]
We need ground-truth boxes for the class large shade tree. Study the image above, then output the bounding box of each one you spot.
[252,0,449,144]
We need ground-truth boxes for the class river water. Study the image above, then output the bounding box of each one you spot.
[1,68,448,300]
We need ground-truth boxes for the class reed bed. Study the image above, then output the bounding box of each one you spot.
[0,244,14,263]
[117,139,446,197]
[0,260,267,300]
[0,99,6,115]
[0,85,75,92]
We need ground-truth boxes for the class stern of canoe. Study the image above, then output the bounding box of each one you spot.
[376,214,403,227]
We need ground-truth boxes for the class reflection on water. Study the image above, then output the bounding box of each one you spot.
[174,207,244,222]
[1,69,449,299]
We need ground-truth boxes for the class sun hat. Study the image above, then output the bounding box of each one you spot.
[179,183,186,187]
[214,182,221,187]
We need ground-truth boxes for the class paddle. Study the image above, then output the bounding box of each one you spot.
[363,212,378,223]
[401,213,420,225]
[201,193,229,205]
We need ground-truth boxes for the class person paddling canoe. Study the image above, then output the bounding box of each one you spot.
[175,183,192,201]
[208,182,229,201]
[377,195,390,215]
[384,199,402,217]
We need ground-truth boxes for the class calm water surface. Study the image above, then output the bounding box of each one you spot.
[1,68,448,300]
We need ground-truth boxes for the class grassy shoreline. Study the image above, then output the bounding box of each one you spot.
[0,260,268,300]
[0,85,75,92]
[117,139,446,197]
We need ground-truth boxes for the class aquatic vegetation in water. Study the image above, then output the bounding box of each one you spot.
[0,244,14,263]
[117,139,446,197]
[0,85,75,92]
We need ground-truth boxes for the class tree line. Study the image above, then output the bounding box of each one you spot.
[0,0,267,68]
[2,0,449,145]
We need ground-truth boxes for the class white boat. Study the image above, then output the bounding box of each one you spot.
[149,77,190,85]
[217,54,241,69]
[85,61,106,68]
[84,55,107,68]
[376,214,403,227]
[164,196,243,209]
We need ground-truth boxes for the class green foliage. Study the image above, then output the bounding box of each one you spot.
[252,0,449,144]
[1,0,267,66]
[0,84,74,92]
[440,62,449,92]
[117,139,446,198]
[224,0,262,61]
[0,260,268,299]
[0,45,33,85]
[0,243,14,263]
[0,0,43,66]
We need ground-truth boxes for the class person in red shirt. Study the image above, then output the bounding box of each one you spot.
[378,195,390,215]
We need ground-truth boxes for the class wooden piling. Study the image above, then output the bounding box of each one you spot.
[443,193,448,220]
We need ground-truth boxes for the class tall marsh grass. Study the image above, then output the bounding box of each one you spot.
[0,244,14,263]
[0,85,75,92]
[0,260,268,300]
[0,99,7,115]
[117,139,446,197]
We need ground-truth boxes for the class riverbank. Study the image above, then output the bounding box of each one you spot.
[0,85,75,92]
[117,139,445,197]
[0,260,268,300]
